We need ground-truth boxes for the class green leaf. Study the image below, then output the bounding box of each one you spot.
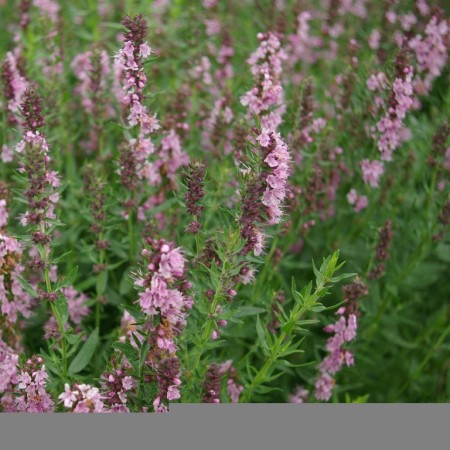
[57,266,79,290]
[112,342,139,361]
[140,339,150,367]
[119,269,132,295]
[235,306,266,317]
[54,297,69,327]
[52,251,73,263]
[65,333,83,345]
[97,270,108,295]
[256,315,269,355]
[310,304,326,312]
[122,304,146,322]
[68,329,99,374]
[15,275,38,298]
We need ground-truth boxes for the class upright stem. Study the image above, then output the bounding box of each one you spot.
[185,262,228,400]
[42,241,68,380]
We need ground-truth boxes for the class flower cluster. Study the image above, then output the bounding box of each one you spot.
[114,15,160,189]
[218,360,243,403]
[288,12,322,66]
[183,161,206,233]
[369,219,394,280]
[238,129,290,256]
[33,0,60,25]
[15,86,60,234]
[83,165,109,253]
[1,50,28,126]
[0,232,34,323]
[409,16,449,91]
[13,355,55,412]
[202,97,234,154]
[59,383,105,413]
[72,50,111,114]
[360,159,385,188]
[201,364,221,403]
[376,65,414,161]
[347,189,368,212]
[240,32,287,130]
[135,239,193,346]
[259,130,291,225]
[134,239,193,410]
[143,129,189,188]
[153,356,182,413]
[289,386,309,404]
[0,337,19,400]
[314,279,368,401]
[100,363,134,413]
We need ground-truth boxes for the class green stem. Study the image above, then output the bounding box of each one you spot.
[185,262,228,400]
[399,323,450,395]
[128,211,135,264]
[39,221,68,379]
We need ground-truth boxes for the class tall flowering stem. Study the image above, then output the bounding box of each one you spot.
[238,31,291,257]
[314,279,368,402]
[114,14,160,259]
[132,238,193,412]
[376,48,415,161]
[183,161,206,234]
[240,32,286,131]
[15,85,70,380]
[83,164,109,329]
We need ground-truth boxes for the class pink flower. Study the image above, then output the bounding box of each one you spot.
[314,372,334,401]
[289,386,309,403]
[347,189,368,212]
[59,384,78,408]
[360,159,384,187]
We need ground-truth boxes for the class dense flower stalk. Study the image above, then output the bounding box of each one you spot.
[16,86,60,239]
[71,49,112,153]
[0,231,34,323]
[201,364,221,403]
[100,362,134,413]
[376,47,415,161]
[183,161,206,233]
[115,14,160,191]
[133,238,193,410]
[1,51,28,126]
[238,129,291,255]
[153,356,182,413]
[83,165,109,253]
[314,279,368,401]
[240,32,287,130]
[369,219,394,280]
[258,130,291,225]
[0,336,19,406]
[409,16,449,92]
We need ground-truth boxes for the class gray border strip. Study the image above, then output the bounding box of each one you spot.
[1,404,449,450]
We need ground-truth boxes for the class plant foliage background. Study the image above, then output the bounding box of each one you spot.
[0,0,449,412]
